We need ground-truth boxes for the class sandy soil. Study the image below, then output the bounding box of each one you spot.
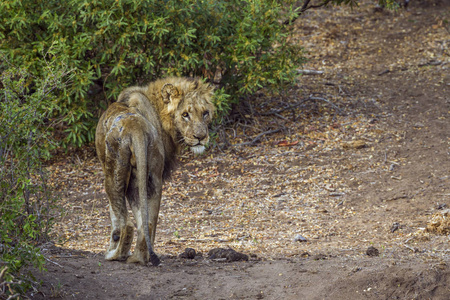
[30,1,449,299]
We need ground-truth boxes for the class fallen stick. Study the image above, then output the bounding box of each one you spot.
[234,128,283,147]
[308,95,342,113]
[297,69,324,75]
[260,100,307,116]
[44,256,64,268]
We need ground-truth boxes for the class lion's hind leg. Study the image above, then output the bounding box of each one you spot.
[124,176,149,265]
[125,175,161,266]
[105,205,134,261]
[103,139,134,261]
[125,131,162,266]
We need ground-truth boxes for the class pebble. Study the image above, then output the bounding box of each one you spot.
[179,248,196,259]
[208,248,248,262]
[293,234,308,242]
[390,222,400,233]
[342,140,367,149]
[366,246,380,257]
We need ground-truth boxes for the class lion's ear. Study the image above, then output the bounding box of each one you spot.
[161,83,180,104]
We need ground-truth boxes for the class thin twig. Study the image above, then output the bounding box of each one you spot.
[283,0,333,25]
[274,113,289,121]
[6,293,21,300]
[261,95,341,116]
[297,69,324,75]
[260,100,307,116]
[308,95,342,113]
[44,256,64,268]
[234,128,283,147]
[402,244,417,252]
[0,267,7,281]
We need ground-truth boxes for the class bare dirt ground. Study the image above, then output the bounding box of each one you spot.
[30,1,449,299]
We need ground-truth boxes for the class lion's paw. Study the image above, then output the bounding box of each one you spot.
[105,249,130,261]
[126,253,147,265]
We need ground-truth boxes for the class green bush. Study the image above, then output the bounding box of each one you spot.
[0,0,305,147]
[0,54,67,296]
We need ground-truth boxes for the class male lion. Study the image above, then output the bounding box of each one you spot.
[95,77,215,266]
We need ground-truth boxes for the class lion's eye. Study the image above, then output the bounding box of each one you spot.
[182,112,189,119]
[203,111,209,118]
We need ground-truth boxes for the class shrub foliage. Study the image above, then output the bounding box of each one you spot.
[0,0,305,146]
[0,54,68,296]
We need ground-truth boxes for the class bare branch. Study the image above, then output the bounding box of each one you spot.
[233,128,283,147]
[44,256,64,268]
[309,96,342,113]
[260,100,308,116]
[260,94,341,117]
[283,0,333,25]
[297,69,324,75]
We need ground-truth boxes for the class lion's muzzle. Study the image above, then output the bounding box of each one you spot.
[190,145,206,154]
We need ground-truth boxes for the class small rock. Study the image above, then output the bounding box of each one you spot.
[390,222,400,233]
[179,248,196,259]
[437,203,447,210]
[330,192,345,197]
[324,184,335,192]
[366,246,379,257]
[312,254,327,260]
[413,122,425,128]
[299,251,310,258]
[208,248,248,262]
[342,140,367,149]
[293,234,308,242]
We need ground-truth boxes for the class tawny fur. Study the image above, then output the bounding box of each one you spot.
[95,77,215,266]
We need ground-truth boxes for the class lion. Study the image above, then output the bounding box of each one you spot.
[95,77,215,266]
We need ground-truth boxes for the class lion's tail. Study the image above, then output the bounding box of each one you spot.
[132,131,161,267]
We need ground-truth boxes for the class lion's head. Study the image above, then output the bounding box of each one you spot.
[161,79,215,154]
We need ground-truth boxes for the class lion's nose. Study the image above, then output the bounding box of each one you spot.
[194,134,206,141]
[193,123,207,141]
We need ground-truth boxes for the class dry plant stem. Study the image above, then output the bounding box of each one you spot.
[400,243,416,252]
[0,267,7,282]
[283,0,333,25]
[0,267,21,300]
[297,69,324,75]
[274,113,289,121]
[44,256,64,268]
[308,96,342,113]
[260,100,307,116]
[261,95,341,117]
[234,128,283,147]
